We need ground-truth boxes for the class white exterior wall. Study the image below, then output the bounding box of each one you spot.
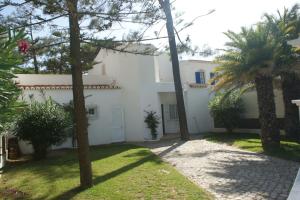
[186,88,214,133]
[19,88,122,153]
[179,60,218,84]
[90,49,163,141]
[16,74,113,85]
[241,90,285,118]
[157,59,218,134]
[13,46,290,154]
[154,54,174,82]
[138,55,163,140]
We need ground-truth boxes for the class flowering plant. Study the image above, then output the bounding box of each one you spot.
[18,40,30,54]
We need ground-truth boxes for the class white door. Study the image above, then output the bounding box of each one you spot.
[164,104,180,133]
[112,106,125,143]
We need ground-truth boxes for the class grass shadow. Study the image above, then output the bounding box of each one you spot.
[51,153,161,200]
[2,144,167,200]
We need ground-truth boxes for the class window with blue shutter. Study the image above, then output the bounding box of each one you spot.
[195,71,205,84]
[195,72,201,83]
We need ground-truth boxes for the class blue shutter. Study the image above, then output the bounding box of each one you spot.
[195,72,201,84]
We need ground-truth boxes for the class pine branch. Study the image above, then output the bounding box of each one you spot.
[4,14,68,31]
[83,36,169,44]
[82,40,159,56]
[0,0,33,9]
[78,11,159,16]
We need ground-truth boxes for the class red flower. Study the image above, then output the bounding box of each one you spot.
[18,40,30,54]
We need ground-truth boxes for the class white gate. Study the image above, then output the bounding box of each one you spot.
[111,106,125,143]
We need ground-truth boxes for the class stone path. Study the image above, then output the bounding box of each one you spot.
[140,137,300,200]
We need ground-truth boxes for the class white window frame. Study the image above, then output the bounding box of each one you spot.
[86,105,98,120]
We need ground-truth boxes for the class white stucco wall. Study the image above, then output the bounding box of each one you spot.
[91,49,163,141]
[241,89,284,118]
[186,88,214,133]
[154,54,174,82]
[179,60,218,84]
[13,46,289,153]
[19,88,122,154]
[16,74,113,85]
[138,55,163,140]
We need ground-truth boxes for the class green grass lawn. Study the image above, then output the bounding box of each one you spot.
[204,132,300,162]
[0,144,213,200]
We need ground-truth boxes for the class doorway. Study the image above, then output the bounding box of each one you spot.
[111,106,125,143]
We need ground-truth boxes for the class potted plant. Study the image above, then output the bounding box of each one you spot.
[144,111,160,140]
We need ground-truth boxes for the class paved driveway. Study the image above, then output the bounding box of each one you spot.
[140,138,299,200]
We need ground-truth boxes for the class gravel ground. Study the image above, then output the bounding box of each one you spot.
[139,137,299,200]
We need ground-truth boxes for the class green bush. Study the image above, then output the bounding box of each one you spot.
[144,111,160,140]
[14,98,71,160]
[209,91,244,133]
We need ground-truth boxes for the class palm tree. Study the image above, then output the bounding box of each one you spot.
[264,5,300,141]
[213,24,281,151]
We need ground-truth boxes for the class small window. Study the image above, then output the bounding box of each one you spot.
[86,105,98,119]
[195,71,205,84]
[88,108,95,115]
[169,104,178,120]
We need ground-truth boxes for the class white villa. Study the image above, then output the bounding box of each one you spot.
[6,45,287,154]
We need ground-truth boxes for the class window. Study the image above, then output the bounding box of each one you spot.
[169,104,178,120]
[86,105,98,119]
[195,71,205,84]
[88,108,95,115]
[210,72,216,85]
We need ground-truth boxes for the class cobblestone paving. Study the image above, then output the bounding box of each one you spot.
[140,138,300,200]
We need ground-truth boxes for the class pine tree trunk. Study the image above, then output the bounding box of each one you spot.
[281,72,300,141]
[255,75,280,150]
[29,25,39,74]
[32,52,39,74]
[67,0,92,188]
[159,0,189,140]
[59,51,63,74]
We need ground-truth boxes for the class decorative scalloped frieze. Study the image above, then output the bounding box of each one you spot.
[18,84,121,90]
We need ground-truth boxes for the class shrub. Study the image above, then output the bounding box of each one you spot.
[14,98,71,160]
[209,91,244,133]
[144,111,160,140]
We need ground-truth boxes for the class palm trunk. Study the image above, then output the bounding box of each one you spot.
[67,0,92,188]
[159,0,189,140]
[281,72,300,141]
[255,75,280,150]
